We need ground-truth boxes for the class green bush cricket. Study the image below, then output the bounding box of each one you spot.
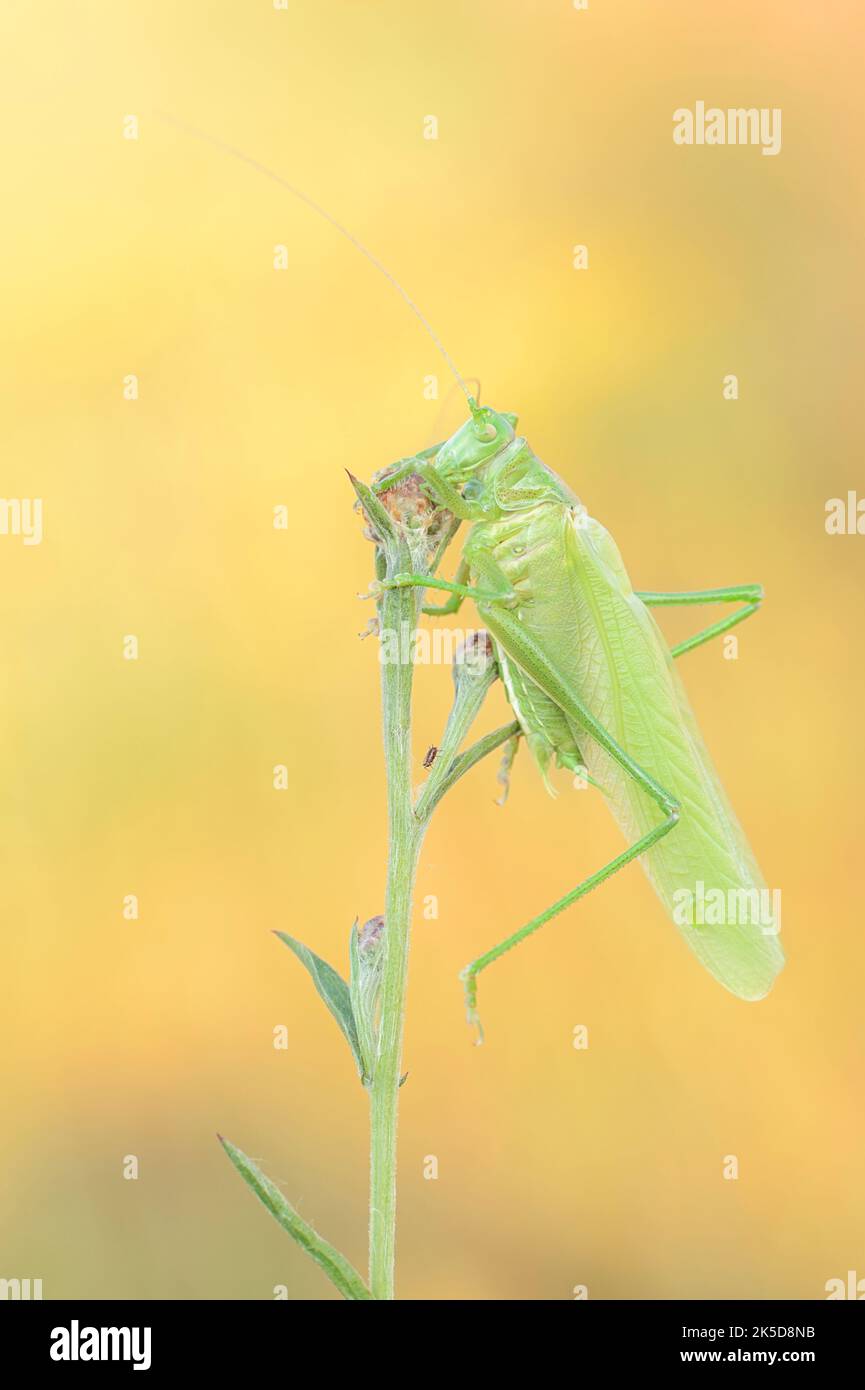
[370,405,784,1034]
[161,121,786,1020]
[167,117,785,1298]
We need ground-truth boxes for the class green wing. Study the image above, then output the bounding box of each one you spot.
[478,503,784,1001]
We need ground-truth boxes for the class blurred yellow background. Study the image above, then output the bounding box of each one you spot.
[1,0,863,1300]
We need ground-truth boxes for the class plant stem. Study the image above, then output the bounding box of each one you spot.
[365,541,506,1297]
[415,719,519,822]
[368,576,424,1300]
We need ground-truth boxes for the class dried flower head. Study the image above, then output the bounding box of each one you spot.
[453,629,498,688]
[370,472,454,569]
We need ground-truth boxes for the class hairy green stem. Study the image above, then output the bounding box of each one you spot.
[368,577,424,1300]
[366,530,505,1297]
[415,719,519,822]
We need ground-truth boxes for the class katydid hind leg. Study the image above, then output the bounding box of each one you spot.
[461,781,679,1042]
[636,585,764,659]
[475,599,680,817]
[669,603,761,659]
[459,603,681,1040]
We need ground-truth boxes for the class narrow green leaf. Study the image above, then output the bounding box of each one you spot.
[346,471,396,546]
[219,1136,372,1301]
[275,931,364,1080]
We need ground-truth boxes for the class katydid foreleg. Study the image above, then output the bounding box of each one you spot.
[372,568,516,607]
[370,460,488,611]
[421,556,471,615]
[375,457,486,522]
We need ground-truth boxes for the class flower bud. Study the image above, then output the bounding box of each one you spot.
[358,915,385,953]
[453,629,498,690]
[350,915,386,1086]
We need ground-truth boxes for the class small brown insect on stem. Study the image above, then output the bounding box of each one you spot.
[423,746,438,769]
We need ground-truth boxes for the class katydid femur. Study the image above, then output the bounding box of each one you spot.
[171,118,784,1300]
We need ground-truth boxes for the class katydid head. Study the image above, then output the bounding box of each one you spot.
[435,402,518,485]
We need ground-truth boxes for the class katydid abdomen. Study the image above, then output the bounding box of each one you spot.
[466,466,785,1002]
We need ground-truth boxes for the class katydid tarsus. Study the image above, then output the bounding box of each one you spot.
[166,116,784,1040]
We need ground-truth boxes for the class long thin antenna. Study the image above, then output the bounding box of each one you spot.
[427,377,481,448]
[155,111,471,403]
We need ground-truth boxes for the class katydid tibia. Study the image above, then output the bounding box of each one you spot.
[165,119,784,1036]
[371,404,784,1031]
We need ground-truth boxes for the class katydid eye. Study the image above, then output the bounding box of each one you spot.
[474,421,497,441]
[463,479,483,501]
